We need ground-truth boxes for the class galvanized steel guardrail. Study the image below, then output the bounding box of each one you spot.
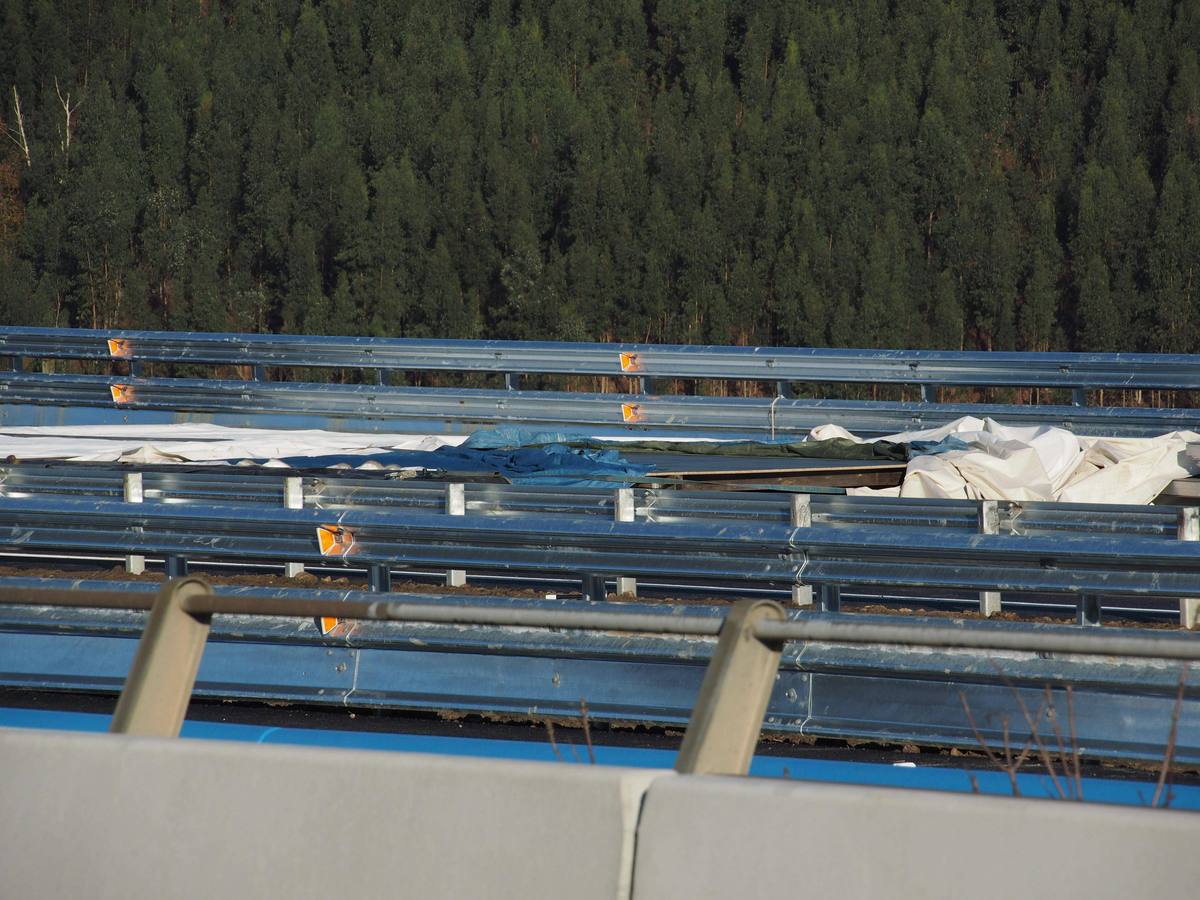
[1,371,1197,438]
[0,459,1185,539]
[3,580,1198,774]
[4,325,1200,396]
[2,495,1200,627]
[2,575,1197,764]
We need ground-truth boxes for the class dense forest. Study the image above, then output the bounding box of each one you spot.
[0,1,1198,353]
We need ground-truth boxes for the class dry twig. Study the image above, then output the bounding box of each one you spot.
[1152,665,1189,809]
[579,698,596,765]
[544,719,564,762]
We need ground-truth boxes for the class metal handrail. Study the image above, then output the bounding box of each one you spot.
[2,370,1197,437]
[4,325,1200,391]
[2,581,1198,776]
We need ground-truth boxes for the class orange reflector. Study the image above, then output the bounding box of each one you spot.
[619,351,640,372]
[317,524,356,557]
[107,338,132,359]
[317,616,341,636]
[621,403,643,423]
[110,383,134,405]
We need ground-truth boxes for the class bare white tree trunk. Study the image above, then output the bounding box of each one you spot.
[5,86,31,167]
[54,76,81,162]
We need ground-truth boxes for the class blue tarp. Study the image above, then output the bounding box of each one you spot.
[271,441,653,487]
[268,425,961,485]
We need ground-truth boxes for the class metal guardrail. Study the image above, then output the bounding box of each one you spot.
[0,460,1183,537]
[4,325,1200,395]
[3,576,1197,764]
[3,580,1198,775]
[6,461,1195,624]
[2,371,1197,438]
[1,494,1200,627]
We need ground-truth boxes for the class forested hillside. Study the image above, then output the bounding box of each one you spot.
[1,1,1198,352]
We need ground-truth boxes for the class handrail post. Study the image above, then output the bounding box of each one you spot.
[109,577,213,737]
[978,500,1001,617]
[123,472,145,575]
[283,476,305,579]
[446,483,466,587]
[789,494,813,607]
[1179,507,1199,629]
[615,488,637,597]
[675,599,787,776]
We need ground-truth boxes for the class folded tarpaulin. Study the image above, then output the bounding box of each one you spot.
[816,416,1200,505]
[268,443,653,487]
[0,423,465,463]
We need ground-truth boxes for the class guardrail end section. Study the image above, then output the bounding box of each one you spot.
[109,577,214,738]
[674,599,787,777]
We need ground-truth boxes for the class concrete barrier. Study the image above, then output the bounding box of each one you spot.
[632,775,1200,899]
[0,729,661,900]
[5,726,1198,900]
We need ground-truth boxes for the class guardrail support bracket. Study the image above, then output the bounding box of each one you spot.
[446,483,467,587]
[978,500,1002,616]
[1179,508,1199,629]
[123,472,145,575]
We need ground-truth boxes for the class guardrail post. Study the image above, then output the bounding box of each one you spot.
[369,563,392,592]
[446,483,467,587]
[504,373,521,391]
[581,573,607,602]
[1077,595,1102,627]
[123,472,145,575]
[775,381,794,399]
[615,488,637,596]
[978,500,1002,617]
[109,577,213,738]
[1071,388,1086,407]
[165,555,188,578]
[252,365,266,382]
[789,495,813,607]
[817,585,841,612]
[5,355,23,372]
[919,384,940,404]
[283,476,305,579]
[675,599,787,776]
[1179,507,1200,629]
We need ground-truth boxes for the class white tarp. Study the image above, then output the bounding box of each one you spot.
[0,420,1195,505]
[0,424,467,464]
[813,417,1200,505]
